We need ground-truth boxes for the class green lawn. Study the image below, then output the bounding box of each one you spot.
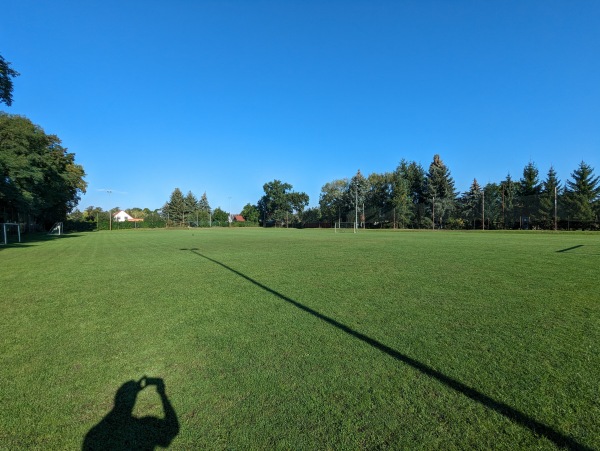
[1,228,598,449]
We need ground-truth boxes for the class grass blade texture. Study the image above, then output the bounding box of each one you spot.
[1,229,598,449]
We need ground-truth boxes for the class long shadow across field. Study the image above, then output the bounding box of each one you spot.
[557,245,584,253]
[188,249,590,450]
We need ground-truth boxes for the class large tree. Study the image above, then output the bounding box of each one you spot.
[390,164,412,228]
[0,113,86,227]
[518,161,541,226]
[500,174,519,228]
[164,188,185,225]
[257,180,308,226]
[184,190,198,224]
[0,55,19,107]
[240,203,259,223]
[425,154,456,228]
[365,172,393,225]
[564,161,600,223]
[212,207,229,224]
[319,179,348,223]
[197,192,211,222]
[398,160,427,228]
[460,178,482,229]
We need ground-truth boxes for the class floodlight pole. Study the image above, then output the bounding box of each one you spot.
[482,189,485,230]
[432,195,435,230]
[355,186,358,233]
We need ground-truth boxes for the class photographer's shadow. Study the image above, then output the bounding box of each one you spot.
[83,377,179,450]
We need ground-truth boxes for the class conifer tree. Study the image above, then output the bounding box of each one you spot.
[565,161,600,222]
[518,161,541,226]
[198,192,211,222]
[184,191,198,225]
[391,161,413,228]
[425,154,456,228]
[461,179,482,229]
[501,174,518,228]
[165,188,185,225]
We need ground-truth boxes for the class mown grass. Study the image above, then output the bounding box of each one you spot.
[1,228,598,449]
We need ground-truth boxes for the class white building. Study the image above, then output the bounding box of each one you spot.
[113,210,134,222]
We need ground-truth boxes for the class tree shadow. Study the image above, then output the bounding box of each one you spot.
[0,232,83,251]
[187,249,591,451]
[83,377,179,450]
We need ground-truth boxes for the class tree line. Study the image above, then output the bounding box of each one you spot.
[251,155,600,230]
[101,155,599,231]
[327,156,598,230]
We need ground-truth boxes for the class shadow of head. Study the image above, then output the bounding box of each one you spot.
[82,377,179,450]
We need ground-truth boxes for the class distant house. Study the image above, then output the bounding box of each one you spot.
[113,210,144,222]
[232,215,245,222]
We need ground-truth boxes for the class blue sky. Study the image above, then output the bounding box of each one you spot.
[3,0,599,213]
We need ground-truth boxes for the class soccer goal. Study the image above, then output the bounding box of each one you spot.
[1,223,21,245]
[334,221,357,233]
[48,222,63,236]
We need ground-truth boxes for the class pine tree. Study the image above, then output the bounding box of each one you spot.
[402,161,427,228]
[184,191,198,225]
[198,192,211,223]
[425,154,456,228]
[391,162,413,228]
[461,179,482,229]
[518,161,541,226]
[565,161,600,223]
[166,188,185,225]
[501,174,518,229]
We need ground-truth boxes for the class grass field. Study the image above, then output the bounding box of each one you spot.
[1,228,599,449]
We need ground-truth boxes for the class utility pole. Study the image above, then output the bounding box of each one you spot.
[482,189,485,230]
[554,185,558,231]
[355,185,358,233]
[432,195,435,230]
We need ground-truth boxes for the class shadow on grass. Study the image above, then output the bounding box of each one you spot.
[0,232,83,250]
[188,249,591,451]
[556,245,584,253]
[82,377,179,450]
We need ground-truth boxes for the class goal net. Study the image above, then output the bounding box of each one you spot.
[1,223,21,245]
[334,221,357,233]
[48,222,63,236]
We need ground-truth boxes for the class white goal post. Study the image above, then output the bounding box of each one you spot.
[1,223,21,245]
[48,222,63,236]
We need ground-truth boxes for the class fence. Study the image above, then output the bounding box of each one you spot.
[320,194,599,231]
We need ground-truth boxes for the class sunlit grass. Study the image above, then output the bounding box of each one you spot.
[1,228,598,449]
